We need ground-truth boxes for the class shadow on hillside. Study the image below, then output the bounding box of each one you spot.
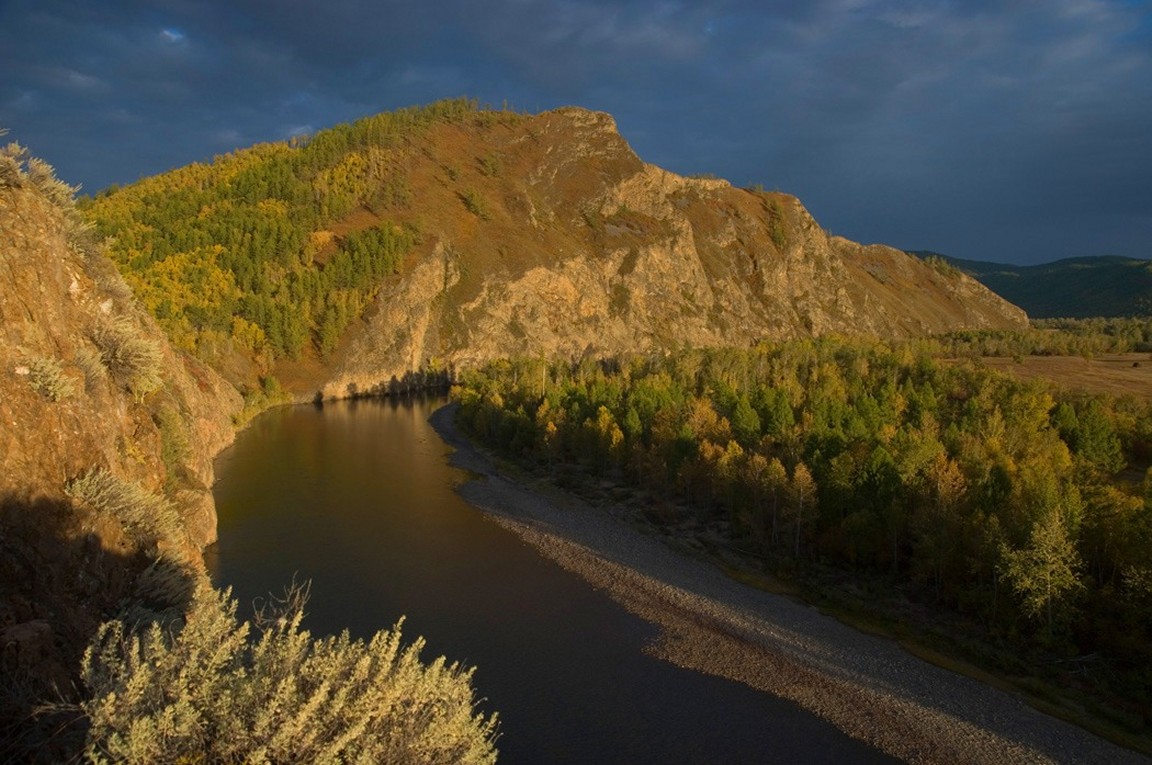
[0,493,197,763]
[340,369,455,401]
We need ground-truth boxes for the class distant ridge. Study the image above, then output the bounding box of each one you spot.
[909,252,1152,318]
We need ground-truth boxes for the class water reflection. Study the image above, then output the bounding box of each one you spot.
[210,396,897,764]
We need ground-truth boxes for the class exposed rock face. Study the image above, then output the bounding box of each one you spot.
[322,108,1026,398]
[0,184,240,544]
[0,179,240,713]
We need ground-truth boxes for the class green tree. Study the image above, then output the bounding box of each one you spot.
[1071,400,1125,476]
[764,457,789,548]
[910,453,968,601]
[789,462,817,558]
[1000,510,1083,631]
[730,394,762,447]
[742,454,788,548]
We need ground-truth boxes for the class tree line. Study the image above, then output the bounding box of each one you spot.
[454,339,1152,716]
[939,318,1152,357]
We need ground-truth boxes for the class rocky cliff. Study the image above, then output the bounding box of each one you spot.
[0,157,240,751]
[320,108,1026,398]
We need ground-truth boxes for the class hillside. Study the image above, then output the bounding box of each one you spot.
[911,251,1152,318]
[82,101,1028,401]
[0,147,241,755]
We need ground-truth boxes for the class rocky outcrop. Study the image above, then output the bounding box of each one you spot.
[320,108,1027,397]
[0,183,240,545]
[0,175,240,737]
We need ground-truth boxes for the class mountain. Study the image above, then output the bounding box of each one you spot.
[910,252,1152,319]
[82,101,1027,401]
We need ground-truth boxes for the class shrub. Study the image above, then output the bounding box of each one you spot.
[25,156,79,209]
[115,555,201,630]
[460,189,489,220]
[478,153,501,177]
[90,316,164,399]
[0,139,79,207]
[0,154,20,188]
[0,136,25,189]
[75,346,108,392]
[923,254,961,277]
[84,254,135,303]
[80,587,499,765]
[25,355,76,401]
[65,468,186,549]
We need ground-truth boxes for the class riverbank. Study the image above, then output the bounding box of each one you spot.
[430,402,1150,765]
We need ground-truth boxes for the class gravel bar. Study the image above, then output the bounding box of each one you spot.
[431,403,1150,765]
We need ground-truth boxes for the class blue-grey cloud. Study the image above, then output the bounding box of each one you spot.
[0,0,1148,264]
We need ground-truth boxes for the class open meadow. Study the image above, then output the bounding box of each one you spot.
[982,354,1152,401]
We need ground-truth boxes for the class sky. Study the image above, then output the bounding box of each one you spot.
[1,0,1150,265]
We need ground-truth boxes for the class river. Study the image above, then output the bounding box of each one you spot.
[208,396,897,764]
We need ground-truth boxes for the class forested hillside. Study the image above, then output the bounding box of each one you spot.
[912,252,1152,318]
[455,338,1152,729]
[81,99,499,388]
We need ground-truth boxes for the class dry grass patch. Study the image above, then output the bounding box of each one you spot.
[982,354,1152,400]
[66,468,186,549]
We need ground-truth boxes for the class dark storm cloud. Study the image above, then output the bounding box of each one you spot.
[1,0,1149,263]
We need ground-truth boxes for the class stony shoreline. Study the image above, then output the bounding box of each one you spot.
[430,403,1150,765]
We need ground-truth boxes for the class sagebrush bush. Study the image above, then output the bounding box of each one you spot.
[116,555,201,630]
[65,468,186,549]
[84,252,135,303]
[0,152,21,188]
[25,355,76,401]
[460,188,489,220]
[75,346,108,392]
[0,137,25,188]
[90,316,164,399]
[25,156,79,209]
[81,587,499,765]
[0,139,80,208]
[135,555,198,610]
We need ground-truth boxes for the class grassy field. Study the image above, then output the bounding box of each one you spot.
[982,353,1152,400]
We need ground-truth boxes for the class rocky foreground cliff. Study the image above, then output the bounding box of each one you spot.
[320,107,1026,398]
[0,155,240,755]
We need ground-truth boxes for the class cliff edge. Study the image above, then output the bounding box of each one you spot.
[0,152,240,754]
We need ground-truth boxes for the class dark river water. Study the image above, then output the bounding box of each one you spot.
[208,396,897,764]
